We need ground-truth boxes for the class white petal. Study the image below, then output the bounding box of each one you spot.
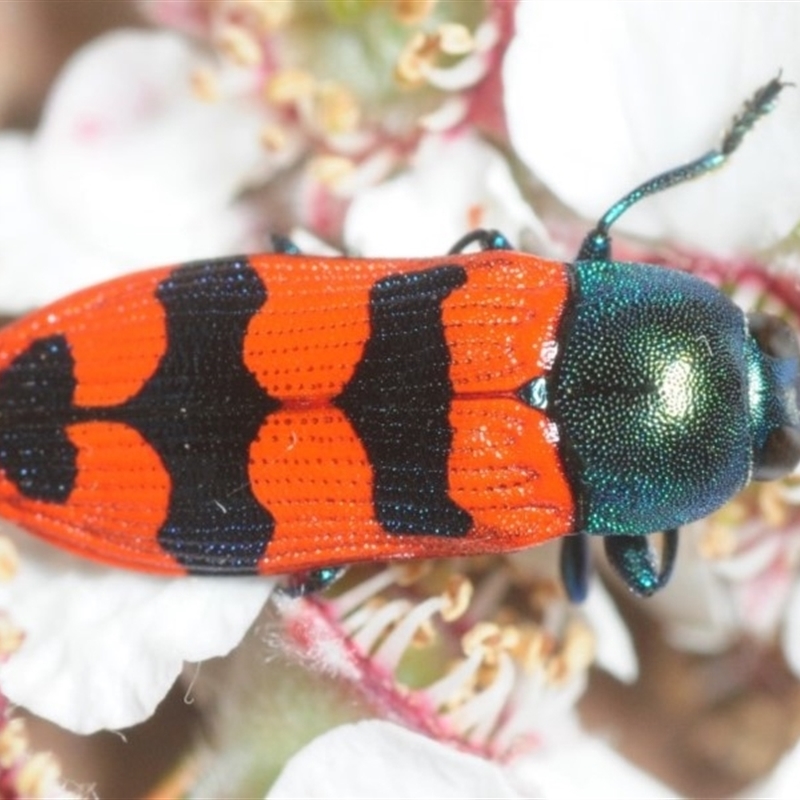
[345,133,557,258]
[645,524,793,651]
[782,581,800,679]
[0,30,276,311]
[0,134,247,312]
[582,578,638,683]
[0,525,273,734]
[508,735,681,799]
[505,3,800,254]
[35,29,268,244]
[643,527,739,654]
[267,720,520,799]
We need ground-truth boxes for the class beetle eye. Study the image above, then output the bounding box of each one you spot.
[747,312,800,361]
[752,425,800,481]
[747,312,800,481]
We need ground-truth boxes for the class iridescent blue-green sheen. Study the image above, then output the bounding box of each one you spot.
[553,261,753,536]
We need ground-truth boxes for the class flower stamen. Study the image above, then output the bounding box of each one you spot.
[0,717,27,769]
[190,67,220,103]
[312,81,361,135]
[392,0,438,26]
[286,556,598,756]
[330,567,404,618]
[445,652,515,744]
[351,598,411,654]
[395,25,475,90]
[375,596,446,669]
[425,647,484,710]
[223,0,294,32]
[0,538,19,582]
[215,23,263,67]
[0,711,77,799]
[265,68,315,106]
[309,155,355,188]
[16,752,67,800]
[260,123,289,152]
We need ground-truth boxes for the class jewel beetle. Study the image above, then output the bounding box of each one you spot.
[0,76,797,602]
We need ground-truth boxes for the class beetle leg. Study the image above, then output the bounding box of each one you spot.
[603,529,679,597]
[560,533,592,603]
[270,233,302,255]
[448,229,512,254]
[279,566,347,598]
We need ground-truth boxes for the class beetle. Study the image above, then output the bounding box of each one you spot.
[0,76,796,602]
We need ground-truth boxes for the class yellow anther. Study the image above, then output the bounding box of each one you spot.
[0,537,18,581]
[440,574,473,622]
[309,155,355,188]
[265,68,316,105]
[313,82,361,135]
[560,620,596,675]
[395,32,439,87]
[391,562,431,586]
[227,0,294,32]
[16,752,64,800]
[260,123,289,152]
[392,0,438,25]
[437,23,474,56]
[0,717,28,769]
[216,23,262,67]
[190,67,219,103]
[513,626,549,674]
[462,622,519,666]
[698,522,738,560]
[462,621,502,655]
[544,621,595,684]
[758,482,791,528]
[411,619,436,648]
[475,659,500,689]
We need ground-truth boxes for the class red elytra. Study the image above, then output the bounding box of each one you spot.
[0,250,574,577]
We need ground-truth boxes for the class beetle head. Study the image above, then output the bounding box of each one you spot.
[747,312,800,481]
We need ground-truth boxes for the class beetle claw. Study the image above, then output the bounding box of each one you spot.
[270,233,302,255]
[604,529,679,597]
[447,229,512,254]
[279,566,347,598]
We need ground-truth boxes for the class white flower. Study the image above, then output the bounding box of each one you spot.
[645,513,800,657]
[0,525,273,734]
[505,2,800,254]
[266,719,679,799]
[270,555,636,766]
[0,28,290,735]
[0,29,275,313]
[345,131,559,258]
[146,0,503,171]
